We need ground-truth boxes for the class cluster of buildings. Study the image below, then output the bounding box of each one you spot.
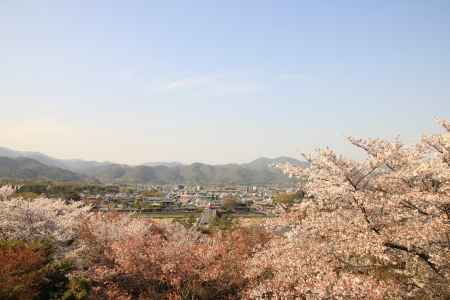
[81,184,299,215]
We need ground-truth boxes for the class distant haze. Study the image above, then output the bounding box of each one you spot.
[1,1,449,164]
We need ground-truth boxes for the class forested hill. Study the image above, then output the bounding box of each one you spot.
[0,147,307,184]
[0,156,85,181]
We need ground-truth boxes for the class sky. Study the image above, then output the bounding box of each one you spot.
[1,1,449,165]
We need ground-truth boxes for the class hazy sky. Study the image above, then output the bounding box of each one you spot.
[1,1,449,165]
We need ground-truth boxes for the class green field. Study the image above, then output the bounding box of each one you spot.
[131,211,268,220]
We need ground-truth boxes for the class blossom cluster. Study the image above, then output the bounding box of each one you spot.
[0,196,91,249]
[246,119,450,299]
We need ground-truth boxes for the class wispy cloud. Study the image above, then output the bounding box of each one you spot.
[150,74,262,95]
[143,71,312,98]
[163,76,215,91]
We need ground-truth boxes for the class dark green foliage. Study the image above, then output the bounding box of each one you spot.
[35,261,73,300]
[61,277,91,300]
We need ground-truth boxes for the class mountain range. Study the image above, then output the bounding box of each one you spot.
[0,157,84,182]
[0,147,307,185]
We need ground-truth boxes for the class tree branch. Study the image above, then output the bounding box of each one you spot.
[383,242,442,276]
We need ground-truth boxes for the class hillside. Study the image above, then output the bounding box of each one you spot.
[0,147,307,184]
[0,157,85,181]
[0,147,112,172]
[80,157,306,185]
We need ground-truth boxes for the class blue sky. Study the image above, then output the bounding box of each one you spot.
[1,1,449,164]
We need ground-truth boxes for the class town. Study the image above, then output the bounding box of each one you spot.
[6,179,304,218]
[80,183,302,217]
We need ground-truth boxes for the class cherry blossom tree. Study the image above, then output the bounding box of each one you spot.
[0,185,17,200]
[246,120,450,299]
[0,196,92,248]
[78,212,270,299]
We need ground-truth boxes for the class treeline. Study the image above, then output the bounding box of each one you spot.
[0,180,120,200]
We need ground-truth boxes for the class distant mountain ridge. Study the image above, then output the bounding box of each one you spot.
[0,156,85,181]
[0,147,112,172]
[0,146,307,184]
[142,162,184,168]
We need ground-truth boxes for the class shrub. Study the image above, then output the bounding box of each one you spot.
[0,240,48,300]
[61,276,91,300]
